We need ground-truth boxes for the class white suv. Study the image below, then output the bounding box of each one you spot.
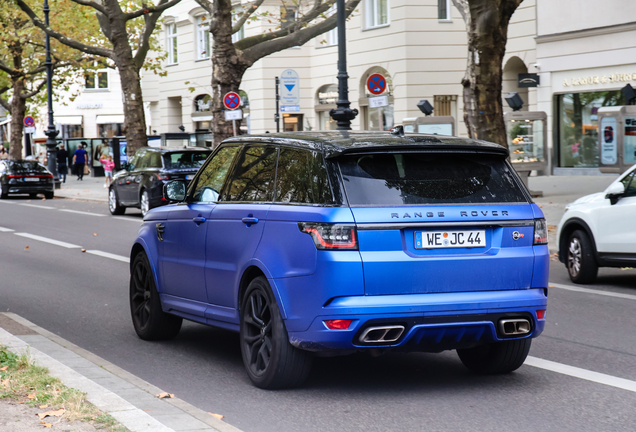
[557,164,636,284]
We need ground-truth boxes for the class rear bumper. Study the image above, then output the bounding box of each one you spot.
[287,288,547,353]
[5,183,54,194]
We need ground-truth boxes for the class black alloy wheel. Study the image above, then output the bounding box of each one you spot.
[109,187,125,215]
[567,230,598,284]
[457,338,532,374]
[129,252,182,340]
[140,190,150,216]
[240,276,313,389]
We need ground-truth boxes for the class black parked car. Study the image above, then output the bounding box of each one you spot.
[109,147,211,216]
[0,160,55,199]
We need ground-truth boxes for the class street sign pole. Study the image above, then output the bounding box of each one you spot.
[232,120,237,137]
[43,0,59,186]
[275,77,280,133]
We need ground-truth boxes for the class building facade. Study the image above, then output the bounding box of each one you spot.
[536,0,636,173]
[142,0,537,142]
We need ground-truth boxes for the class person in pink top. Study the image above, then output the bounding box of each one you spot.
[100,155,115,188]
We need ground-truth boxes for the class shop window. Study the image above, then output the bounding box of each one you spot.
[438,0,451,20]
[434,95,457,118]
[366,0,389,29]
[98,123,125,138]
[61,125,83,139]
[366,105,394,131]
[557,91,626,168]
[283,114,303,132]
[196,16,210,59]
[318,111,337,130]
[166,23,178,64]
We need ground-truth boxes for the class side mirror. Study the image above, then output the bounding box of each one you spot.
[164,180,187,202]
[605,182,625,205]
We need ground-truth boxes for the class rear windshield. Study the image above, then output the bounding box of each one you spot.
[8,161,49,173]
[163,151,210,169]
[338,153,528,205]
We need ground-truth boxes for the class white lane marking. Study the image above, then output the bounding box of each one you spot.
[526,356,636,393]
[86,250,129,263]
[0,227,15,232]
[19,203,55,210]
[112,216,143,223]
[550,282,636,301]
[14,233,81,249]
[59,209,106,217]
[0,200,15,204]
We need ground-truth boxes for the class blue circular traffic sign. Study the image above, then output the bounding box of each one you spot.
[223,92,241,110]
[24,116,35,127]
[366,74,387,95]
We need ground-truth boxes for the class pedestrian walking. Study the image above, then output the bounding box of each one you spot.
[73,142,88,181]
[56,143,69,183]
[99,154,115,188]
[0,144,8,160]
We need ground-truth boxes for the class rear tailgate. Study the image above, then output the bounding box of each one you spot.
[352,205,535,295]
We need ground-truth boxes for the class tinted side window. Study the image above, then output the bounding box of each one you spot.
[275,148,334,204]
[192,146,240,202]
[129,150,144,170]
[621,171,636,197]
[147,152,162,168]
[223,145,278,202]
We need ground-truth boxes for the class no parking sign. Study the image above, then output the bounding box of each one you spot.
[366,74,387,95]
[223,92,241,110]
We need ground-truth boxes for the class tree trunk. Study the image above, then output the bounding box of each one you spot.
[9,77,26,160]
[117,61,148,155]
[458,0,521,149]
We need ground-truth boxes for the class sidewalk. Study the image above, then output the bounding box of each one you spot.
[55,175,111,203]
[0,313,242,432]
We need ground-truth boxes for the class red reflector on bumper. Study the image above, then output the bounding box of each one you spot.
[324,319,353,330]
[536,310,546,319]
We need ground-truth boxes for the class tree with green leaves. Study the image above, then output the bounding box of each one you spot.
[452,0,523,148]
[194,0,360,145]
[0,0,97,159]
[16,0,181,155]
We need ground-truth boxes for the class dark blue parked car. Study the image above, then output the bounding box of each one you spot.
[129,131,549,389]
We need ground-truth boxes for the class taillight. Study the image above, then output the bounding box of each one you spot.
[298,223,358,250]
[533,218,548,245]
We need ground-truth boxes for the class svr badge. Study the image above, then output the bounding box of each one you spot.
[512,231,524,241]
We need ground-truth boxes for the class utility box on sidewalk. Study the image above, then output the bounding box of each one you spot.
[403,116,455,136]
[598,106,636,174]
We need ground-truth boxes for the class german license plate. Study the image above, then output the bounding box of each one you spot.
[186,174,195,180]
[24,177,40,182]
[415,230,486,249]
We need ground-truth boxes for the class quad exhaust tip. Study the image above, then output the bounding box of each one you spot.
[499,318,531,337]
[359,325,405,343]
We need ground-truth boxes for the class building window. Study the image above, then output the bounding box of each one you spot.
[434,95,457,117]
[85,70,108,90]
[98,123,125,138]
[321,6,337,46]
[196,16,210,59]
[438,0,451,20]
[232,12,245,43]
[281,5,297,30]
[166,23,178,64]
[61,125,83,139]
[366,0,389,28]
[557,91,626,168]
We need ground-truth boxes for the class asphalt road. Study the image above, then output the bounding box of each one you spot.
[1,196,635,432]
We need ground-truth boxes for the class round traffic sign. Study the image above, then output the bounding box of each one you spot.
[24,116,35,127]
[223,92,241,110]
[366,74,387,95]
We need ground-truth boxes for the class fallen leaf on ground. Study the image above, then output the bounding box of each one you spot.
[39,422,52,428]
[209,413,224,420]
[18,401,24,404]
[155,392,174,399]
[81,249,86,252]
[0,366,8,371]
[39,404,48,409]
[143,408,153,411]
[27,393,36,399]
[37,408,65,420]
[25,246,29,250]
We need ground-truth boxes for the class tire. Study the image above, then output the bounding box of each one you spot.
[44,191,54,200]
[130,252,182,340]
[240,276,313,389]
[140,190,151,217]
[29,193,38,198]
[457,338,532,374]
[109,187,125,215]
[0,183,7,199]
[567,230,598,284]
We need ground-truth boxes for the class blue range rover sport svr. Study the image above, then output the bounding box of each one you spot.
[129,131,549,389]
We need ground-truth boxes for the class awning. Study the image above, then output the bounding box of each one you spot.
[55,115,83,125]
[96,114,125,124]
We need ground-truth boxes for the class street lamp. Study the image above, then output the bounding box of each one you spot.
[43,0,59,187]
[329,0,358,130]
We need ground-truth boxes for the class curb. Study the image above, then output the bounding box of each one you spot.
[0,313,243,432]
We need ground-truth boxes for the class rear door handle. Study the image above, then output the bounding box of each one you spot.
[242,217,259,226]
[192,216,206,225]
